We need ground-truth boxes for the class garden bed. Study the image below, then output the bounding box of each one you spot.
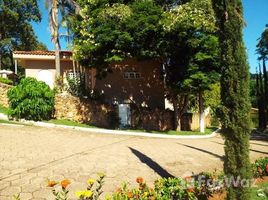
[209,176,268,200]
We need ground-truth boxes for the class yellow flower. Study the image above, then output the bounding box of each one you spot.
[84,190,93,198]
[75,191,85,198]
[143,192,149,197]
[75,190,93,198]
[87,178,95,185]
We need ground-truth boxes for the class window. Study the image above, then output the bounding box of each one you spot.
[123,72,141,79]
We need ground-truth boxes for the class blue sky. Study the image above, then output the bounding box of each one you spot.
[32,0,268,73]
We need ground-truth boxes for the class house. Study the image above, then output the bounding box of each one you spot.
[13,51,165,109]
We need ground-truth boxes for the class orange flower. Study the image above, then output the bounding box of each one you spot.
[47,180,57,187]
[127,191,133,198]
[149,197,156,200]
[61,179,71,189]
[187,188,195,193]
[136,177,144,184]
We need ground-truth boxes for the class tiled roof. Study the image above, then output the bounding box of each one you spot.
[13,51,73,56]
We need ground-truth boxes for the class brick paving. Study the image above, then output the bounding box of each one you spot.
[0,125,267,200]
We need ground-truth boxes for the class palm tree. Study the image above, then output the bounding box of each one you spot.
[45,0,79,76]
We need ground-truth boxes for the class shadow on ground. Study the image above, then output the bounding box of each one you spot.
[129,147,174,178]
[177,142,224,161]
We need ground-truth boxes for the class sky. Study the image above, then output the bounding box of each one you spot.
[32,0,268,73]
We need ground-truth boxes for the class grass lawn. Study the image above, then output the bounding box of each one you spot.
[0,104,9,115]
[0,119,25,125]
[46,119,217,135]
[46,119,99,129]
[127,126,218,135]
[250,181,268,199]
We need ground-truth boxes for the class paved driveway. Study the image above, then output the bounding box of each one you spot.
[0,125,267,200]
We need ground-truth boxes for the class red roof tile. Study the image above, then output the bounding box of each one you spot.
[13,51,73,56]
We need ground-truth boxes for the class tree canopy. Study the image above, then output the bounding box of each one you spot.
[0,0,45,69]
[257,25,268,60]
[71,0,220,130]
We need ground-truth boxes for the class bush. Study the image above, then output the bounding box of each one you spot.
[107,110,120,129]
[252,157,268,178]
[66,74,85,97]
[7,77,55,121]
[0,77,13,85]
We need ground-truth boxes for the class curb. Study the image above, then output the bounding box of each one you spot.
[0,114,219,139]
[34,122,219,139]
[0,113,8,120]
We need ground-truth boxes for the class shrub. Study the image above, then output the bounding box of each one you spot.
[7,77,55,121]
[252,157,268,178]
[66,74,85,97]
[0,77,13,85]
[107,110,120,129]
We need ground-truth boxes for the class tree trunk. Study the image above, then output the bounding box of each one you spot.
[263,59,268,125]
[0,54,2,70]
[172,94,189,131]
[55,48,61,76]
[173,98,181,131]
[199,91,205,133]
[52,0,61,77]
[259,64,267,129]
[0,33,2,70]
[256,69,262,129]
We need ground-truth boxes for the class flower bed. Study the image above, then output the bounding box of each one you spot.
[12,157,268,200]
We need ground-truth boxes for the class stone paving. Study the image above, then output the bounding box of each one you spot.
[0,125,267,200]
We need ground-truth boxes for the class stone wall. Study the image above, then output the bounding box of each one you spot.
[0,81,210,131]
[54,94,115,128]
[54,94,174,130]
[0,83,12,107]
[131,108,174,131]
[54,94,211,131]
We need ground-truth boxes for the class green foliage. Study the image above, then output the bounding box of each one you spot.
[0,0,42,69]
[161,0,219,93]
[211,0,252,199]
[72,0,163,77]
[66,75,85,97]
[107,174,223,200]
[250,181,268,200]
[0,104,9,115]
[204,83,220,112]
[251,157,268,178]
[0,77,13,85]
[250,74,258,108]
[72,0,220,131]
[7,77,55,121]
[256,26,268,60]
[256,25,268,129]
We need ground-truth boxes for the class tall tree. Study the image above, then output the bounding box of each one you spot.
[211,0,252,199]
[72,0,219,131]
[45,0,79,76]
[160,0,219,131]
[257,63,267,129]
[0,0,41,70]
[256,25,268,126]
